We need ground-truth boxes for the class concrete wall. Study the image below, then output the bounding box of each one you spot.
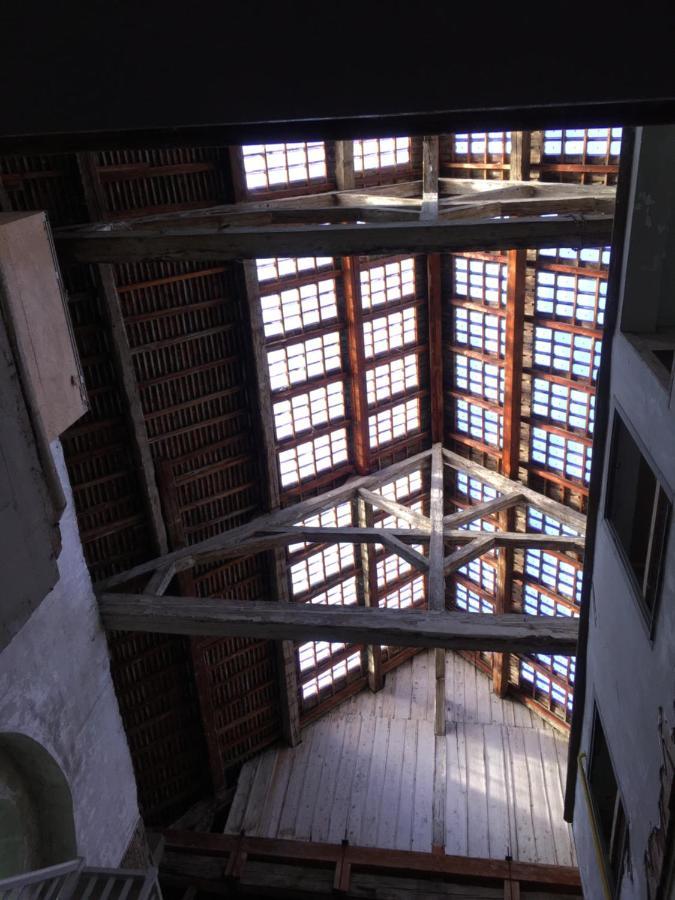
[573,126,675,900]
[0,440,140,868]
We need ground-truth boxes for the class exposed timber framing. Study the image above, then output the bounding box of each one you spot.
[95,448,584,593]
[356,496,383,692]
[494,246,527,696]
[98,595,579,654]
[342,256,369,475]
[241,259,300,747]
[56,212,613,263]
[421,136,439,220]
[335,141,355,192]
[428,444,446,736]
[161,828,582,896]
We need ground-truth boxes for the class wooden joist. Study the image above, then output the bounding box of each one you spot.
[57,214,613,263]
[99,594,580,654]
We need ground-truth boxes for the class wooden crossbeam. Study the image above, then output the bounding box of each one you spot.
[57,214,613,263]
[442,448,586,534]
[358,488,431,530]
[443,536,495,576]
[378,532,429,573]
[99,594,580,654]
[443,492,524,528]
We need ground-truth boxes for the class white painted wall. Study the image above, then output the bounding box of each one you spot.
[0,440,140,867]
[573,126,675,900]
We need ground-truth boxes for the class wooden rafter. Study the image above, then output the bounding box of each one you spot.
[98,594,579,655]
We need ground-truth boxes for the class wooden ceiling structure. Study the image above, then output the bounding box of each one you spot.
[0,128,619,825]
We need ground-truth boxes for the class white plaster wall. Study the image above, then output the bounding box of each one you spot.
[573,127,675,900]
[0,440,140,866]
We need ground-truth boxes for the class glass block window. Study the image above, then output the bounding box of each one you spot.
[530,426,593,485]
[520,660,574,712]
[368,398,420,448]
[459,556,497,594]
[454,307,505,357]
[354,137,411,172]
[256,256,334,282]
[267,332,342,391]
[454,354,504,403]
[278,428,349,487]
[376,551,419,588]
[533,326,602,382]
[455,581,495,614]
[538,247,611,268]
[527,506,579,538]
[242,142,327,190]
[455,397,503,448]
[273,382,345,441]
[380,575,426,610]
[454,132,512,157]
[531,378,595,434]
[300,650,362,701]
[453,256,508,307]
[260,278,338,339]
[535,270,607,326]
[535,653,576,685]
[289,502,353,554]
[366,354,419,405]
[360,258,416,311]
[363,307,417,359]
[307,576,359,607]
[374,469,424,503]
[543,128,622,159]
[455,472,498,504]
[525,549,582,605]
[290,543,355,596]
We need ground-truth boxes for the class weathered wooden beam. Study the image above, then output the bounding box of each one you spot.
[95,450,432,589]
[442,448,586,534]
[57,214,613,263]
[343,257,370,474]
[443,535,495,576]
[427,253,444,443]
[421,136,439,220]
[356,497,383,692]
[509,132,532,182]
[144,563,176,596]
[428,444,446,736]
[99,594,580,654]
[335,141,355,191]
[378,532,429,573]
[358,488,431,530]
[442,492,524,528]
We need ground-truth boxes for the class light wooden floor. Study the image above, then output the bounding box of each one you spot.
[226,650,575,867]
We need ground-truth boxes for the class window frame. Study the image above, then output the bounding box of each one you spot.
[587,703,629,897]
[603,408,672,635]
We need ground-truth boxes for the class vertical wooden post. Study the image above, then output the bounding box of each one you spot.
[342,256,370,476]
[429,444,446,736]
[504,879,521,900]
[421,136,439,220]
[494,248,526,696]
[335,141,355,192]
[509,132,531,183]
[242,260,300,746]
[356,497,383,692]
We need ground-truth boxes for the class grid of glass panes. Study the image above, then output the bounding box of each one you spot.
[520,658,574,718]
[242,142,327,191]
[455,397,503,449]
[531,246,607,492]
[258,258,351,492]
[449,473,499,613]
[288,503,363,707]
[543,128,622,161]
[453,256,508,308]
[454,132,512,158]
[353,137,411,172]
[361,258,423,453]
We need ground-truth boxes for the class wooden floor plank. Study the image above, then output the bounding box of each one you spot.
[395,719,418,851]
[466,724,490,859]
[412,719,435,852]
[378,718,406,849]
[445,723,468,856]
[327,715,362,844]
[483,723,511,860]
[346,716,376,844]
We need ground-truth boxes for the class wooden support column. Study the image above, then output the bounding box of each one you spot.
[342,256,370,475]
[504,879,522,900]
[356,497,383,692]
[421,136,439,220]
[429,444,446,736]
[335,141,355,192]
[494,248,526,697]
[509,132,531,183]
[241,260,300,746]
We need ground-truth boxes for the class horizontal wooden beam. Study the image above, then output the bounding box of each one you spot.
[57,214,613,263]
[443,491,524,528]
[162,829,582,891]
[99,594,579,654]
